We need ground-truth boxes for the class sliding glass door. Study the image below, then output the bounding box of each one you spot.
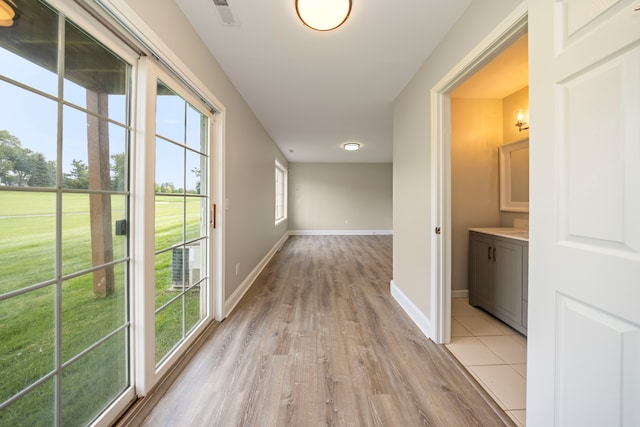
[0,1,134,425]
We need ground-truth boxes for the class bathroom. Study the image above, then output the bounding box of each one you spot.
[446,33,530,426]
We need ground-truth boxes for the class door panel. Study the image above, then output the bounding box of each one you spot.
[528,0,640,425]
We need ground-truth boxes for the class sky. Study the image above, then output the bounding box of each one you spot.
[0,47,205,189]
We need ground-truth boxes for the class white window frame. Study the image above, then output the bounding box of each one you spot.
[275,159,288,225]
[3,1,142,425]
[0,1,226,424]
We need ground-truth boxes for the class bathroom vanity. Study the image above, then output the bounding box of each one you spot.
[468,228,528,335]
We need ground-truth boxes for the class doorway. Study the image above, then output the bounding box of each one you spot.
[429,6,529,425]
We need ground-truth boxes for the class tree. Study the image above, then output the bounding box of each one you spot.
[110,152,125,191]
[64,159,89,189]
[0,130,21,185]
[29,152,56,187]
[191,166,200,194]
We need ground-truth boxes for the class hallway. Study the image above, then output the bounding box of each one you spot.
[126,235,513,426]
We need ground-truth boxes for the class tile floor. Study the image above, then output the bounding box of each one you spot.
[446,297,527,426]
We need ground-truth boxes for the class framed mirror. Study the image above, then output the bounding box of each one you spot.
[499,139,529,212]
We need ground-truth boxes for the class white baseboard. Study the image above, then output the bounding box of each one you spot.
[289,230,392,236]
[223,233,290,317]
[451,289,469,299]
[390,280,433,340]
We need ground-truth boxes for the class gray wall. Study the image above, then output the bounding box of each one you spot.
[123,0,289,301]
[289,163,392,232]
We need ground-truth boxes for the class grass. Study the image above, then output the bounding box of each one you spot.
[0,191,206,426]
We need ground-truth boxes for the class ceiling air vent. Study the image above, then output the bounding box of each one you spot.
[212,0,239,26]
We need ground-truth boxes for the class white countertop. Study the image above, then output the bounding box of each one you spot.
[469,227,529,242]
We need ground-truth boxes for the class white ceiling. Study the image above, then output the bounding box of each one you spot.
[176,0,473,163]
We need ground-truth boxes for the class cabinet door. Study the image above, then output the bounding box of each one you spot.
[468,233,492,309]
[492,239,523,326]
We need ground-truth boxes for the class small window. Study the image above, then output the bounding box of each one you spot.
[275,160,287,224]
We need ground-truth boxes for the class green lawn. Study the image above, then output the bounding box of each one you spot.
[0,191,205,426]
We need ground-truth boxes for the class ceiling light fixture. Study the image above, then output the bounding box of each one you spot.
[0,0,16,27]
[296,0,351,32]
[343,142,360,151]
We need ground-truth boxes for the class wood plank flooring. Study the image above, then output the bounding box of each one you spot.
[132,235,513,426]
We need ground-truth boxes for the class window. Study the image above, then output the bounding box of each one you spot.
[275,160,287,224]
[0,1,133,425]
[153,79,210,365]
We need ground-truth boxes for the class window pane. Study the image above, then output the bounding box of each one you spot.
[154,195,184,252]
[185,196,203,242]
[154,250,175,310]
[185,103,206,152]
[63,106,126,191]
[0,191,55,293]
[61,264,127,362]
[0,376,54,427]
[155,297,183,364]
[186,149,204,195]
[62,193,120,281]
[156,137,184,194]
[185,285,203,334]
[61,331,128,427]
[64,21,129,124]
[0,286,55,403]
[156,81,185,143]
[0,0,59,97]
[0,82,58,188]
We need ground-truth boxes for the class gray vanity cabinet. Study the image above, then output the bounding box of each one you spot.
[468,231,528,335]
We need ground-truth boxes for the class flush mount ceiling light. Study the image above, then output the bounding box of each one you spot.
[296,0,351,31]
[0,0,16,27]
[343,142,360,151]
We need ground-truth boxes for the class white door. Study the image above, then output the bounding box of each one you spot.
[528,1,640,426]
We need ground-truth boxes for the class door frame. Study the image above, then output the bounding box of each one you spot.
[429,4,528,344]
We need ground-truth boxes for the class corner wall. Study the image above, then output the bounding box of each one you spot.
[289,163,392,233]
[451,98,503,293]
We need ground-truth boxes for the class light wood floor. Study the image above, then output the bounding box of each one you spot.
[131,235,513,426]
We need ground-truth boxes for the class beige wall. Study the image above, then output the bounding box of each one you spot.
[122,0,289,301]
[501,86,530,227]
[451,99,502,292]
[289,163,392,232]
[393,0,524,319]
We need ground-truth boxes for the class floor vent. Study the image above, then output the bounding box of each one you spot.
[212,0,239,26]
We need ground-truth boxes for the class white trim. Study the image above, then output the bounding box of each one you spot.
[223,233,290,317]
[390,280,433,340]
[289,230,393,236]
[429,2,528,345]
[451,289,469,299]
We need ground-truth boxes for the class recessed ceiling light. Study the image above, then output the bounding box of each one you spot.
[343,142,360,151]
[296,0,351,32]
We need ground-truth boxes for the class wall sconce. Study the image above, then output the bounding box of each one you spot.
[515,108,529,132]
[0,0,16,27]
[296,0,351,31]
